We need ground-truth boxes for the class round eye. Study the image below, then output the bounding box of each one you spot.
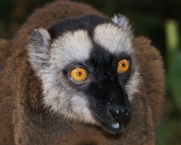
[117,59,129,73]
[70,68,87,83]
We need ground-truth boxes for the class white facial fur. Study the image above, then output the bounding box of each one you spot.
[94,17,133,55]
[27,28,96,124]
[112,14,132,34]
[50,30,92,69]
[27,15,140,125]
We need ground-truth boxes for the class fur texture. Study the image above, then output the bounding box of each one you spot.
[0,39,12,71]
[0,0,164,145]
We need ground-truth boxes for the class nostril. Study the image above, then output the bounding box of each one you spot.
[123,108,130,120]
[109,107,130,121]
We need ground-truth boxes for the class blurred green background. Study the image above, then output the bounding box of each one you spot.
[0,0,180,144]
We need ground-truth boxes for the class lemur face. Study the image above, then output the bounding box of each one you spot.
[27,15,140,134]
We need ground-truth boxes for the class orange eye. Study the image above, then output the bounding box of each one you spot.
[117,59,129,73]
[70,68,87,83]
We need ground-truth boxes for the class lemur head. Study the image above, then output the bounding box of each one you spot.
[27,15,140,134]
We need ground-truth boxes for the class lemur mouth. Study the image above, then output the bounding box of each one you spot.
[99,120,124,134]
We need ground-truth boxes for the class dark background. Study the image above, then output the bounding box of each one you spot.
[0,0,181,144]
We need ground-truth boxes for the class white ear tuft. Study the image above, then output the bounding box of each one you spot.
[112,14,131,31]
[27,28,51,73]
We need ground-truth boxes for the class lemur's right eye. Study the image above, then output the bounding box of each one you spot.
[69,68,87,83]
[117,59,129,73]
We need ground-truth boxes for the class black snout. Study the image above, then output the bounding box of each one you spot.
[109,106,130,122]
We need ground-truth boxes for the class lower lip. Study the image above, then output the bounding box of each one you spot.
[100,121,124,134]
[111,122,120,129]
[109,122,124,133]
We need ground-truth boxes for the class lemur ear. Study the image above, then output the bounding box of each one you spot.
[112,14,131,31]
[27,28,51,72]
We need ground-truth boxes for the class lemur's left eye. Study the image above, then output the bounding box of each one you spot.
[69,68,87,83]
[117,59,129,73]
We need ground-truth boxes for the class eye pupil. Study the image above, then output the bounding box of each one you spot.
[77,72,81,75]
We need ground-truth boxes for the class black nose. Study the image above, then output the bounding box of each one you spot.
[109,106,130,121]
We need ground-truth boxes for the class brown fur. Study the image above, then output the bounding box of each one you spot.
[0,0,164,145]
[0,39,12,72]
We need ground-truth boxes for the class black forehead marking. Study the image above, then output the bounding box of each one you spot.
[89,42,132,67]
[90,43,113,68]
[84,42,133,83]
[48,14,113,40]
[89,45,115,82]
